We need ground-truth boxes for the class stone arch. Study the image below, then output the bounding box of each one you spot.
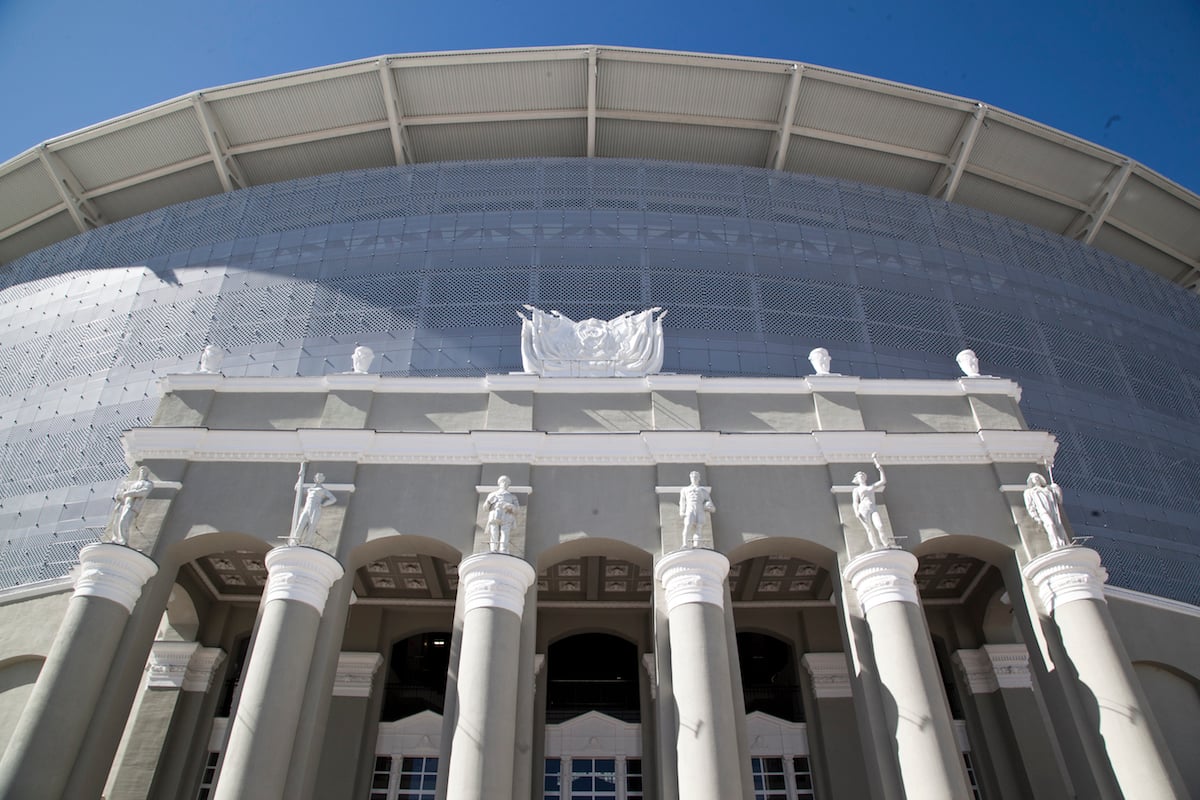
[727,537,838,604]
[348,534,463,571]
[545,632,641,723]
[157,582,201,642]
[348,535,462,603]
[536,537,652,572]
[909,534,1016,568]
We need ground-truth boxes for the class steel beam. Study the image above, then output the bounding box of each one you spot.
[586,48,598,157]
[378,58,415,165]
[1064,160,1131,244]
[771,65,803,171]
[928,103,985,201]
[37,146,102,232]
[192,93,248,192]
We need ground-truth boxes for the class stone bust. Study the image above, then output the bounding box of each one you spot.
[956,349,981,378]
[808,347,833,376]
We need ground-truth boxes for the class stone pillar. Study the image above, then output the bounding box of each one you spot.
[313,652,384,800]
[801,653,871,800]
[444,553,536,800]
[654,549,743,800]
[144,646,228,800]
[212,546,343,800]
[1022,547,1186,799]
[0,543,157,800]
[842,549,972,800]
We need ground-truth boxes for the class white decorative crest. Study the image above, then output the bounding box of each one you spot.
[518,305,667,377]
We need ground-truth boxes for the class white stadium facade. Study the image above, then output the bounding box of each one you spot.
[0,46,1197,800]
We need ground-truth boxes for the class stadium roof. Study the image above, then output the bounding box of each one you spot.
[1,45,1197,293]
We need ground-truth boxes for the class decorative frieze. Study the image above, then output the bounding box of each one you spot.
[842,549,920,613]
[654,549,730,611]
[457,552,537,618]
[332,652,384,698]
[1022,547,1108,614]
[800,652,852,699]
[73,543,159,613]
[983,644,1032,690]
[263,545,345,615]
[146,643,227,692]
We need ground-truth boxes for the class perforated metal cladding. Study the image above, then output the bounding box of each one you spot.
[0,159,1199,601]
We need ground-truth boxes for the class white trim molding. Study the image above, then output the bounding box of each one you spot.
[654,548,730,611]
[952,649,998,694]
[801,652,852,699]
[457,552,537,618]
[147,641,202,689]
[263,546,345,614]
[74,543,159,613]
[1022,546,1108,614]
[183,647,227,692]
[953,645,1032,693]
[333,652,384,697]
[842,549,920,613]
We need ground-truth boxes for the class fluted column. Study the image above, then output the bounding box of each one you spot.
[843,549,972,800]
[0,543,157,799]
[654,548,743,800]
[212,546,343,800]
[444,552,537,800]
[1023,547,1186,798]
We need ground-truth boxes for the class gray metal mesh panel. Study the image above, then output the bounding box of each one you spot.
[1,158,1199,602]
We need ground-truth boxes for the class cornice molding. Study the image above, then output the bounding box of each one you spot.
[333,652,384,697]
[801,652,853,698]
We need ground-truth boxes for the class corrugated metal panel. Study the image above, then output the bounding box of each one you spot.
[599,60,787,122]
[89,164,224,222]
[598,119,770,166]
[1094,224,1193,283]
[954,172,1079,233]
[0,212,77,265]
[56,108,207,190]
[784,137,940,194]
[0,161,59,232]
[211,71,386,146]
[236,130,395,185]
[794,77,962,154]
[1109,174,1200,256]
[970,120,1112,204]
[409,119,585,163]
[397,60,586,116]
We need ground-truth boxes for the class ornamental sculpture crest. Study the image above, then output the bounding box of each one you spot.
[518,305,668,377]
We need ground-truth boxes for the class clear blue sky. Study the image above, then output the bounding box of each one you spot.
[2,0,1197,191]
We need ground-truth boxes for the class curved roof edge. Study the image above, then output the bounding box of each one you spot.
[1,45,1197,293]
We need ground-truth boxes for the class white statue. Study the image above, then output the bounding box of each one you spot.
[289,472,337,546]
[350,345,375,375]
[484,476,520,553]
[1024,473,1070,549]
[956,349,981,378]
[112,467,154,545]
[518,305,667,377]
[679,471,716,548]
[808,347,833,376]
[199,345,223,374]
[852,454,895,550]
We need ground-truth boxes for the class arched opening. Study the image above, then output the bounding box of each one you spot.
[546,633,640,723]
[738,631,804,722]
[381,632,452,721]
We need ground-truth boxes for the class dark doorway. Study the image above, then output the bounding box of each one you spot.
[737,632,805,722]
[546,633,640,723]
[381,632,452,721]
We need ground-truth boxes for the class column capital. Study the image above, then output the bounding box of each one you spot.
[74,543,159,612]
[183,647,227,692]
[264,546,345,614]
[654,548,730,611]
[147,641,201,689]
[1022,546,1107,614]
[333,652,383,697]
[801,652,852,698]
[983,644,1032,689]
[458,552,536,618]
[842,549,919,613]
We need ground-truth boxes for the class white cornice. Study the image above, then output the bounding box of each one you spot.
[156,373,1023,400]
[124,427,1057,467]
[1104,585,1200,619]
[333,652,384,697]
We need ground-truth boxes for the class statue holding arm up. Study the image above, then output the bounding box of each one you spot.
[289,472,337,547]
[852,454,895,550]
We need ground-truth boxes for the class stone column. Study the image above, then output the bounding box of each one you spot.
[801,653,871,800]
[842,549,972,800]
[444,552,536,800]
[1022,547,1186,798]
[212,546,343,800]
[0,543,157,799]
[145,646,228,800]
[654,548,743,800]
[313,652,384,799]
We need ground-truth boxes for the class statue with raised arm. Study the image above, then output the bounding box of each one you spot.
[112,467,154,545]
[1024,472,1070,549]
[289,472,337,547]
[484,476,519,553]
[852,454,894,549]
[679,471,716,549]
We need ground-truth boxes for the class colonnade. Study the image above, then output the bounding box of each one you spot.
[0,540,1187,800]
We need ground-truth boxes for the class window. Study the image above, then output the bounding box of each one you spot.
[625,758,643,800]
[369,756,438,800]
[544,757,642,800]
[196,751,219,800]
[752,757,789,800]
[792,756,816,800]
[963,752,982,800]
[544,757,562,800]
